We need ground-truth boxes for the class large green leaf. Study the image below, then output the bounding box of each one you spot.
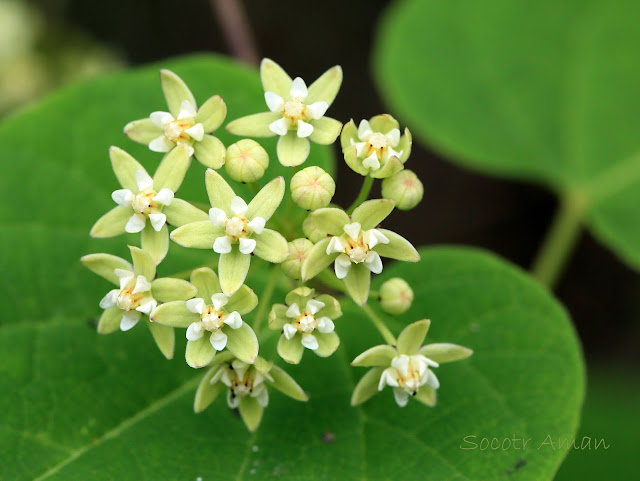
[375,0,640,270]
[0,247,584,480]
[0,54,333,326]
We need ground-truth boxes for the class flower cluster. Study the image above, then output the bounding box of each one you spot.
[82,58,469,431]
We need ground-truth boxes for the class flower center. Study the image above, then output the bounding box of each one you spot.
[295,313,317,334]
[282,99,306,123]
[200,306,225,332]
[131,192,157,216]
[229,369,255,399]
[366,132,388,159]
[116,287,144,311]
[225,216,249,239]
[345,237,370,263]
[164,119,193,143]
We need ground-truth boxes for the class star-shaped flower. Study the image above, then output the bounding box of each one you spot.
[81,246,197,359]
[171,169,289,295]
[351,320,473,407]
[124,69,227,169]
[151,267,259,368]
[301,199,420,305]
[268,287,342,364]
[90,145,207,264]
[226,58,343,167]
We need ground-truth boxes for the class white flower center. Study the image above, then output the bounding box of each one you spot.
[200,306,225,332]
[368,132,388,150]
[131,192,157,216]
[164,118,193,143]
[282,99,306,123]
[296,313,317,334]
[116,287,144,311]
[225,216,248,239]
[345,237,370,263]
[394,355,431,394]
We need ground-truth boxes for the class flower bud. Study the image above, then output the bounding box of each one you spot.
[225,139,269,183]
[290,166,335,210]
[378,278,414,315]
[381,169,423,210]
[281,238,314,279]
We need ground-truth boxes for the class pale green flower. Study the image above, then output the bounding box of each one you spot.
[379,277,414,315]
[351,320,473,407]
[281,238,314,280]
[290,166,335,210]
[381,169,424,210]
[81,246,197,359]
[225,139,269,183]
[124,69,227,169]
[226,58,343,167]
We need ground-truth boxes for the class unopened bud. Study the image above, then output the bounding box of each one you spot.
[381,170,423,210]
[225,139,269,183]
[281,238,314,279]
[290,166,335,211]
[379,278,413,315]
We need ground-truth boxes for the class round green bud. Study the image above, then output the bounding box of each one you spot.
[225,139,269,183]
[290,166,335,211]
[381,169,423,210]
[378,278,414,315]
[281,238,314,279]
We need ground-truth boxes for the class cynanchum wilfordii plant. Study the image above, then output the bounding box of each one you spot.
[82,59,472,432]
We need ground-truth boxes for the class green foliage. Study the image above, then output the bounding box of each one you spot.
[375,0,640,270]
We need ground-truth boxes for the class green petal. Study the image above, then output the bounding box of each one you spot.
[351,199,395,229]
[260,58,292,99]
[369,114,399,133]
[219,248,251,295]
[371,156,404,179]
[124,118,162,144]
[309,117,342,145]
[164,198,208,226]
[160,69,196,118]
[205,168,236,215]
[397,319,431,355]
[267,304,288,331]
[110,146,146,192]
[303,213,329,242]
[314,331,340,357]
[350,367,383,406]
[343,263,371,306]
[151,278,197,302]
[195,95,227,132]
[226,112,280,137]
[306,207,350,236]
[343,145,367,176]
[277,132,310,167]
[81,253,131,285]
[224,323,258,364]
[142,223,169,265]
[194,365,226,413]
[301,238,338,281]
[153,144,191,192]
[306,65,343,106]
[398,128,412,163]
[238,397,263,432]
[226,285,258,315]
[351,344,397,367]
[267,365,308,401]
[254,356,273,374]
[315,294,342,319]
[277,334,304,364]
[419,343,473,364]
[374,229,420,262]
[170,221,221,249]
[90,206,130,238]
[340,119,358,150]
[147,319,175,360]
[414,385,437,407]
[150,301,197,328]
[186,335,216,368]
[193,134,226,170]
[97,307,122,334]
[253,229,288,263]
[129,245,156,280]
[246,176,284,221]
[190,267,222,300]
[284,286,314,308]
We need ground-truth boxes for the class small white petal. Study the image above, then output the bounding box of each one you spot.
[148,213,167,232]
[115,269,135,289]
[153,188,174,206]
[354,141,367,157]
[253,384,269,407]
[427,370,440,390]
[132,275,152,294]
[125,213,146,233]
[185,123,205,141]
[184,144,195,157]
[150,111,174,128]
[387,147,403,160]
[301,333,318,350]
[149,136,175,153]
[238,237,257,255]
[210,368,225,385]
[343,222,362,240]
[230,196,249,215]
[286,303,301,318]
[134,170,154,191]
[296,119,314,138]
[391,355,410,376]
[136,299,157,315]
[357,120,373,140]
[178,99,197,119]
[232,360,248,378]
[283,323,298,340]
[334,254,352,279]
[364,251,383,274]
[379,368,399,390]
[247,217,266,234]
[326,236,345,254]
[209,207,227,226]
[111,189,134,207]
[305,299,325,315]
[99,289,119,309]
[290,77,308,100]
[306,101,328,120]
[362,152,380,170]
[393,387,410,407]
[186,298,206,315]
[365,229,390,249]
[210,330,228,351]
[316,317,335,333]
[385,128,401,147]
[264,91,284,112]
[224,311,243,329]
[120,310,141,331]
[211,293,229,311]
[227,390,240,408]
[213,236,233,254]
[186,322,204,341]
[269,117,289,136]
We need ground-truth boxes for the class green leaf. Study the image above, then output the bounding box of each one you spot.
[375,0,640,270]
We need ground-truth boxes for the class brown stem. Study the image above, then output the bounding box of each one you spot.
[209,0,260,66]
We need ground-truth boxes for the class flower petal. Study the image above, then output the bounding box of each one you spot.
[364,250,383,274]
[290,77,308,99]
[316,316,334,333]
[125,118,163,144]
[120,310,141,331]
[306,65,342,106]
[205,169,237,216]
[211,293,229,311]
[226,111,281,137]
[305,208,351,237]
[351,367,384,406]
[189,267,222,301]
[305,299,325,315]
[357,119,373,140]
[314,331,340,357]
[301,238,339,281]
[163,198,208,226]
[352,344,398,367]
[418,343,474,364]
[351,199,395,230]
[141,223,169,265]
[147,319,175,360]
[309,117,342,145]
[306,101,328,120]
[269,117,289,136]
[125,213,147,233]
[414,385,437,407]
[160,69,196,118]
[261,58,293,98]
[178,99,197,120]
[277,335,304,364]
[195,95,227,132]
[248,217,266,234]
[90,206,131,238]
[109,146,147,192]
[230,196,249,215]
[373,229,420,262]
[223,311,242,329]
[193,134,226,169]
[99,289,119,309]
[97,307,122,334]
[153,143,191,192]
[253,228,289,263]
[265,91,284,112]
[334,254,352,279]
[369,114,400,134]
[213,236,233,254]
[246,176,285,221]
[393,387,410,407]
[129,245,156,280]
[209,330,228,351]
[148,213,167,231]
[266,365,308,401]
[111,189,133,207]
[185,123,204,141]
[283,323,298,340]
[149,136,174,153]
[277,132,310,166]
[239,237,257,255]
[343,263,370,305]
[194,365,226,413]
[171,221,222,249]
[224,322,258,363]
[186,298,206,315]
[218,248,251,295]
[238,397,264,432]
[385,128,401,147]
[151,277,197,302]
[301,333,318,350]
[296,119,314,138]
[186,335,216,368]
[343,222,361,240]
[396,319,431,355]
[151,301,199,328]
[81,253,132,285]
